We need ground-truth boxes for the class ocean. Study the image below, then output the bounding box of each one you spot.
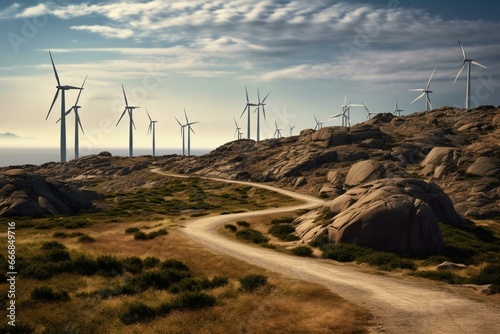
[0,147,213,167]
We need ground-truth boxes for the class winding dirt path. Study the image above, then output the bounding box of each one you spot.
[153,169,500,334]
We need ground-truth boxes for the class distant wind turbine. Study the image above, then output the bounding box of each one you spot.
[240,87,258,140]
[361,102,381,120]
[408,67,435,111]
[255,89,271,141]
[234,117,243,140]
[175,117,187,156]
[146,109,158,157]
[184,109,198,156]
[453,40,487,109]
[116,85,140,157]
[56,75,87,159]
[394,96,404,116]
[314,115,323,130]
[329,96,349,127]
[289,124,296,136]
[273,121,282,139]
[45,51,83,163]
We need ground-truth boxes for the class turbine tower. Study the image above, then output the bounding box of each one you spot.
[408,67,435,111]
[184,109,198,156]
[57,75,88,160]
[273,121,282,139]
[175,117,187,156]
[255,89,271,141]
[330,96,349,127]
[46,51,82,163]
[240,87,258,140]
[314,115,323,130]
[453,40,487,109]
[394,96,404,116]
[116,85,140,157]
[361,102,380,120]
[146,109,158,157]
[289,124,295,136]
[234,117,243,140]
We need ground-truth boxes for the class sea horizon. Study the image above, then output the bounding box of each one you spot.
[0,146,213,168]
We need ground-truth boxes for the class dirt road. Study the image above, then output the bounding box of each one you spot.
[153,170,500,333]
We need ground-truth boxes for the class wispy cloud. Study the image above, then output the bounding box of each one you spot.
[70,25,133,39]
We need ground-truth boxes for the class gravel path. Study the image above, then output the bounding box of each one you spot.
[153,169,500,334]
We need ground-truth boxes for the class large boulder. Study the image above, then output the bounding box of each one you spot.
[0,169,102,217]
[420,147,461,178]
[466,157,500,177]
[345,160,386,186]
[294,178,467,256]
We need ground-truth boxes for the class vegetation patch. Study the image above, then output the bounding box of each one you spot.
[235,228,270,244]
[31,286,69,302]
[268,224,300,241]
[133,228,168,240]
[239,274,268,292]
[291,246,313,257]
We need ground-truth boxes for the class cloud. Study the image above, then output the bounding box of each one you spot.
[70,25,133,39]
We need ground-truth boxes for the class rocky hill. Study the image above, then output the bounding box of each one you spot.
[1,106,498,255]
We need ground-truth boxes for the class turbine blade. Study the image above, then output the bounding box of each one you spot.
[453,62,466,86]
[471,60,487,69]
[427,94,432,110]
[233,117,238,127]
[361,102,369,113]
[146,109,152,122]
[257,89,261,104]
[148,123,152,135]
[262,105,266,120]
[262,91,271,103]
[458,40,467,59]
[245,86,249,104]
[411,92,426,105]
[175,117,182,127]
[78,116,85,134]
[74,75,87,106]
[122,84,129,107]
[46,89,60,120]
[116,109,127,126]
[131,114,136,130]
[408,89,425,92]
[184,108,189,123]
[49,51,61,86]
[65,108,72,116]
[426,67,436,90]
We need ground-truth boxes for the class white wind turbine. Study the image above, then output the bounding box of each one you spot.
[116,85,140,158]
[56,75,87,160]
[255,89,271,142]
[289,124,296,136]
[45,51,83,163]
[234,117,243,140]
[394,96,404,116]
[146,109,158,157]
[314,115,323,130]
[240,87,258,140]
[409,67,435,111]
[175,117,187,156]
[329,96,349,127]
[273,121,282,139]
[184,109,198,156]
[453,40,487,109]
[361,102,381,120]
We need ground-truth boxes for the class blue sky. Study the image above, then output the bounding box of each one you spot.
[0,0,499,156]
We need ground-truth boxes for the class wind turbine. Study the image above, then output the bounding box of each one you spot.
[361,102,381,120]
[234,117,243,140]
[255,89,271,141]
[408,67,435,111]
[116,85,140,157]
[56,75,87,160]
[314,115,323,130]
[146,109,158,157]
[289,124,296,136]
[273,121,282,139]
[240,87,258,140]
[184,109,198,156]
[329,96,349,127]
[394,96,404,116]
[175,117,187,156]
[45,51,82,163]
[453,40,487,109]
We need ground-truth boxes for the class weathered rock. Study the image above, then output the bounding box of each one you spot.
[466,157,500,177]
[345,160,386,186]
[437,261,468,270]
[420,147,461,178]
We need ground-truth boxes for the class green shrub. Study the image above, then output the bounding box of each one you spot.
[411,270,468,284]
[134,229,168,240]
[72,255,98,275]
[271,217,295,224]
[161,259,190,271]
[236,228,270,244]
[224,224,237,232]
[236,221,250,227]
[53,232,68,238]
[41,241,66,251]
[123,256,144,274]
[168,277,212,294]
[120,302,156,325]
[321,243,369,262]
[292,246,313,257]
[239,274,268,292]
[96,255,123,277]
[31,286,69,301]
[170,291,216,310]
[125,227,140,234]
[77,234,95,243]
[143,256,160,268]
[471,263,500,285]
[210,276,229,288]
[134,231,148,240]
[0,322,35,333]
[268,224,299,241]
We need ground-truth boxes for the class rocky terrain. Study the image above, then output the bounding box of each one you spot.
[1,106,498,255]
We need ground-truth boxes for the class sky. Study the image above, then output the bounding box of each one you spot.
[0,0,499,158]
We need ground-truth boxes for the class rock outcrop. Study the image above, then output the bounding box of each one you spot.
[295,178,468,256]
[0,169,102,217]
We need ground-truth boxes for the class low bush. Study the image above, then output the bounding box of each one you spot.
[170,291,216,310]
[471,263,500,285]
[236,228,270,244]
[72,255,98,276]
[224,224,237,232]
[321,243,370,262]
[31,286,69,301]
[236,221,250,227]
[120,302,156,325]
[239,274,268,292]
[123,256,144,274]
[161,259,190,271]
[143,256,160,268]
[292,246,313,257]
[96,255,123,277]
[125,227,140,234]
[271,217,295,224]
[134,229,168,240]
[0,322,34,333]
[268,224,300,241]
[411,270,468,284]
[77,234,95,243]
